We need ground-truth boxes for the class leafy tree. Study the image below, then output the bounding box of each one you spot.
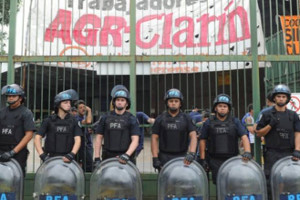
[0,0,22,55]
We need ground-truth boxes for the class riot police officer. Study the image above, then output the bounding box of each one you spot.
[199,94,252,184]
[255,84,300,199]
[151,89,197,171]
[0,84,36,175]
[94,86,139,165]
[34,89,82,163]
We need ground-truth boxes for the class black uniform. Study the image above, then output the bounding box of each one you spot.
[200,116,247,183]
[96,111,139,162]
[152,111,196,166]
[256,106,300,196]
[0,105,36,174]
[37,113,82,156]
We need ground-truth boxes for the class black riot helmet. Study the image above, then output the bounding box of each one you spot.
[112,87,131,110]
[271,84,291,104]
[1,84,26,104]
[164,88,184,105]
[54,89,79,109]
[212,94,232,112]
[111,85,129,98]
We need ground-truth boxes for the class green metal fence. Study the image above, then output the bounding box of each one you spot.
[0,0,299,177]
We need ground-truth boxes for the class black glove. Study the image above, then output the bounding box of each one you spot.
[119,154,130,163]
[64,152,75,162]
[185,152,195,163]
[199,159,209,171]
[242,152,252,160]
[0,150,16,162]
[292,150,300,161]
[39,153,50,162]
[269,113,279,127]
[152,157,161,170]
[93,157,101,168]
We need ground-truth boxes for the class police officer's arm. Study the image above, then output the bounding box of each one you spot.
[199,120,209,159]
[255,125,272,137]
[126,135,139,156]
[34,134,44,155]
[94,116,105,159]
[189,131,197,153]
[94,134,103,158]
[125,117,140,156]
[236,119,251,153]
[241,135,251,152]
[295,132,300,151]
[13,131,33,153]
[186,114,197,153]
[34,118,49,155]
[70,136,81,154]
[199,139,206,159]
[151,117,161,158]
[151,134,159,157]
[255,113,272,137]
[294,114,300,151]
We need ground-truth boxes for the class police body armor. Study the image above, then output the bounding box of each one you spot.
[265,109,294,150]
[104,111,132,152]
[208,116,239,157]
[44,115,75,154]
[160,112,189,153]
[0,106,26,146]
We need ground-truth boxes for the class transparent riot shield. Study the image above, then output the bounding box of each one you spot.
[90,158,142,200]
[33,157,85,200]
[158,157,209,200]
[271,156,300,200]
[0,159,23,200]
[217,156,267,200]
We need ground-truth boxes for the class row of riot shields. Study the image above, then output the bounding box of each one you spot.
[0,156,300,199]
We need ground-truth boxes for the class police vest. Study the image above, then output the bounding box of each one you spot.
[207,117,239,157]
[159,112,189,153]
[104,112,132,152]
[0,106,26,145]
[265,109,295,149]
[44,115,75,154]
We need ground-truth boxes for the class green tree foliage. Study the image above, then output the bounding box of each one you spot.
[0,0,22,55]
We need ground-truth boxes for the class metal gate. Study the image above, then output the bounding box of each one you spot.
[0,0,299,173]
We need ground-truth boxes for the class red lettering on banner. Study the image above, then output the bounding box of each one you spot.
[216,6,250,45]
[173,17,195,47]
[44,9,72,44]
[196,14,217,47]
[136,14,164,48]
[44,6,251,49]
[73,14,101,46]
[160,13,173,49]
[100,16,127,47]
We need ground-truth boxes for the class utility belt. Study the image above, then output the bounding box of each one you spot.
[47,152,67,157]
[102,149,135,160]
[265,147,293,153]
[159,150,186,155]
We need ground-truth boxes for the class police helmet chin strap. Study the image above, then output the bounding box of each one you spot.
[7,96,20,105]
[217,112,228,118]
[169,107,179,113]
[59,105,70,114]
[115,106,125,111]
